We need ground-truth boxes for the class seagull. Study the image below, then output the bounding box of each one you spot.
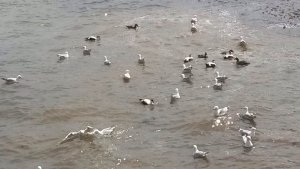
[184,54,193,63]
[239,106,256,121]
[242,135,254,148]
[213,78,222,90]
[223,50,234,60]
[215,71,228,83]
[182,64,192,73]
[104,56,111,65]
[83,46,91,55]
[193,145,208,159]
[213,106,229,117]
[191,23,197,33]
[37,166,42,169]
[198,52,208,59]
[139,98,154,105]
[239,127,256,137]
[170,88,180,104]
[235,57,250,66]
[85,35,100,41]
[126,24,139,30]
[191,15,198,24]
[96,126,115,136]
[138,54,145,65]
[123,70,131,82]
[2,75,22,84]
[206,60,216,68]
[57,51,69,60]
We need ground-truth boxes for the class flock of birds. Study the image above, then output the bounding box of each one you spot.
[2,12,258,166]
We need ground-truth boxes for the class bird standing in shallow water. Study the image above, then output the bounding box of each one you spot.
[182,64,192,73]
[215,71,228,83]
[193,145,209,159]
[213,78,222,90]
[2,75,22,84]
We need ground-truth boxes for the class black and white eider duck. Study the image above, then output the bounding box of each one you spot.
[198,52,208,59]
[126,24,139,30]
[235,57,250,66]
[83,46,91,55]
[191,15,198,24]
[181,74,192,83]
[2,75,22,84]
[193,145,208,159]
[57,51,69,60]
[139,98,154,105]
[213,78,222,90]
[215,71,228,83]
[223,50,234,60]
[191,23,197,33]
[184,54,193,63]
[182,64,192,73]
[104,56,111,65]
[85,36,100,41]
[205,60,216,68]
[138,54,145,65]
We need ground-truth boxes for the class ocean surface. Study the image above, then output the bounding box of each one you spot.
[1,0,300,168]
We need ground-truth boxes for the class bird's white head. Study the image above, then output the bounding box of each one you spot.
[244,106,249,110]
[104,56,108,59]
[17,75,22,79]
[175,88,179,92]
[193,145,198,150]
[83,46,87,49]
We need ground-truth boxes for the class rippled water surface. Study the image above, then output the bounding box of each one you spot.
[1,0,300,168]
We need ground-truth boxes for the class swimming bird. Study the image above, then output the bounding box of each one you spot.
[83,46,91,55]
[184,54,193,63]
[85,35,100,41]
[191,15,198,24]
[239,36,247,51]
[57,51,69,60]
[213,106,229,117]
[206,60,216,68]
[235,57,250,66]
[198,52,208,59]
[139,98,154,105]
[123,70,131,82]
[242,135,254,148]
[239,127,256,137]
[104,56,111,65]
[170,88,180,104]
[239,106,256,121]
[193,145,208,159]
[2,75,22,84]
[181,74,192,82]
[215,71,228,83]
[138,54,145,65]
[126,24,139,30]
[223,50,234,60]
[213,78,222,90]
[182,64,192,73]
[191,23,197,33]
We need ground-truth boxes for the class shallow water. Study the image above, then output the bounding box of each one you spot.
[1,0,300,169]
